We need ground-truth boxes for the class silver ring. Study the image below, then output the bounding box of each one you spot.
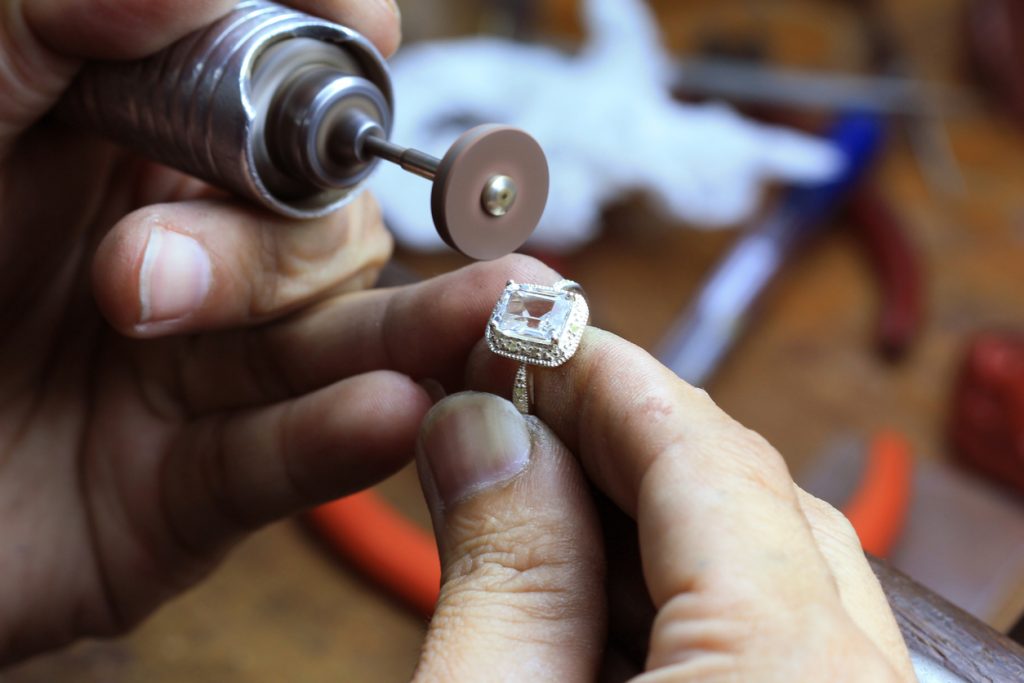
[486,279,590,414]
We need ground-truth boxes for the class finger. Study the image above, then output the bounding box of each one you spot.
[468,329,839,610]
[27,0,398,60]
[413,392,605,682]
[796,488,915,681]
[286,0,402,57]
[160,369,431,557]
[154,254,560,414]
[4,1,398,150]
[1,0,236,148]
[92,193,391,337]
[459,329,915,678]
[25,0,236,60]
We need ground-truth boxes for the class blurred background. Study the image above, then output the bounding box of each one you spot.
[9,0,1024,679]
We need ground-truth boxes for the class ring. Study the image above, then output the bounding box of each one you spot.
[486,279,590,414]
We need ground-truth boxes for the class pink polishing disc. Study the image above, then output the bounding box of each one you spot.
[431,125,549,260]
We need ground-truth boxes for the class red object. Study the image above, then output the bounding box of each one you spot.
[967,0,1024,129]
[849,186,924,360]
[842,430,914,557]
[306,490,441,618]
[950,332,1024,495]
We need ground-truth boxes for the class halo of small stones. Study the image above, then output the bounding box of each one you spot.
[485,283,590,368]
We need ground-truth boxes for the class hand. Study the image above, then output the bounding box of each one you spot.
[407,331,917,681]
[0,0,409,661]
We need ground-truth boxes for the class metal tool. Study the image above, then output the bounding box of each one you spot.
[57,0,547,260]
[658,111,886,386]
[674,57,974,117]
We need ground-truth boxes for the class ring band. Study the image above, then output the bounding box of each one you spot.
[486,279,590,414]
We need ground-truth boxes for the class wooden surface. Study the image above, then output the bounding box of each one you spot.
[8,0,1024,680]
[871,557,1024,682]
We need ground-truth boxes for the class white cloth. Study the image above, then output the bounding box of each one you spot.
[370,0,843,252]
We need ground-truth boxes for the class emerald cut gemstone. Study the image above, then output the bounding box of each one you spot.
[495,289,572,343]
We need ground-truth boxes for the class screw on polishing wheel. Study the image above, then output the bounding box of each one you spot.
[359,124,548,260]
[430,125,548,260]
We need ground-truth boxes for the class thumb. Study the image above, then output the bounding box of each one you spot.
[413,392,605,683]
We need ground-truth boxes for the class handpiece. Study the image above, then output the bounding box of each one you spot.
[57,0,547,260]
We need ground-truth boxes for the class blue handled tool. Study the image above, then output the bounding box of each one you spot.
[658,111,886,385]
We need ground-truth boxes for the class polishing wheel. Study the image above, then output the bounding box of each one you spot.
[358,123,547,259]
[430,125,548,260]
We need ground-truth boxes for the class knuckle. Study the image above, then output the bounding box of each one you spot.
[648,591,809,674]
[710,423,793,497]
[722,423,773,458]
[684,384,713,405]
[255,193,391,314]
[352,191,387,236]
[801,492,862,550]
[652,593,887,679]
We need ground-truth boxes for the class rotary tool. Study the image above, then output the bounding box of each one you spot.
[58,0,548,260]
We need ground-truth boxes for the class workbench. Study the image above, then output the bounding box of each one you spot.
[6,0,1024,680]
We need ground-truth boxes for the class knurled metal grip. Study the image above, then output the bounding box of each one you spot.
[58,0,394,219]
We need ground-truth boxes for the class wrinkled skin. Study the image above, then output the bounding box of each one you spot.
[0,1,915,680]
[0,0,416,660]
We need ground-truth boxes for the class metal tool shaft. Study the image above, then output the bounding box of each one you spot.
[361,136,440,181]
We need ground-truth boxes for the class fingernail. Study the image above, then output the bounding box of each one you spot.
[138,227,211,324]
[421,393,531,505]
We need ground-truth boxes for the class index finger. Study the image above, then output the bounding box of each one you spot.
[3,0,400,150]
[26,0,400,60]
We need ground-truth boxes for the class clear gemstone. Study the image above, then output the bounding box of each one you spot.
[496,289,572,344]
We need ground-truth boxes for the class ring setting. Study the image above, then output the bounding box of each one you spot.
[486,279,589,413]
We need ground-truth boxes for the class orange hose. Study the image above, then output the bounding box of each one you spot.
[841,430,913,558]
[306,490,441,619]
[311,432,911,616]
